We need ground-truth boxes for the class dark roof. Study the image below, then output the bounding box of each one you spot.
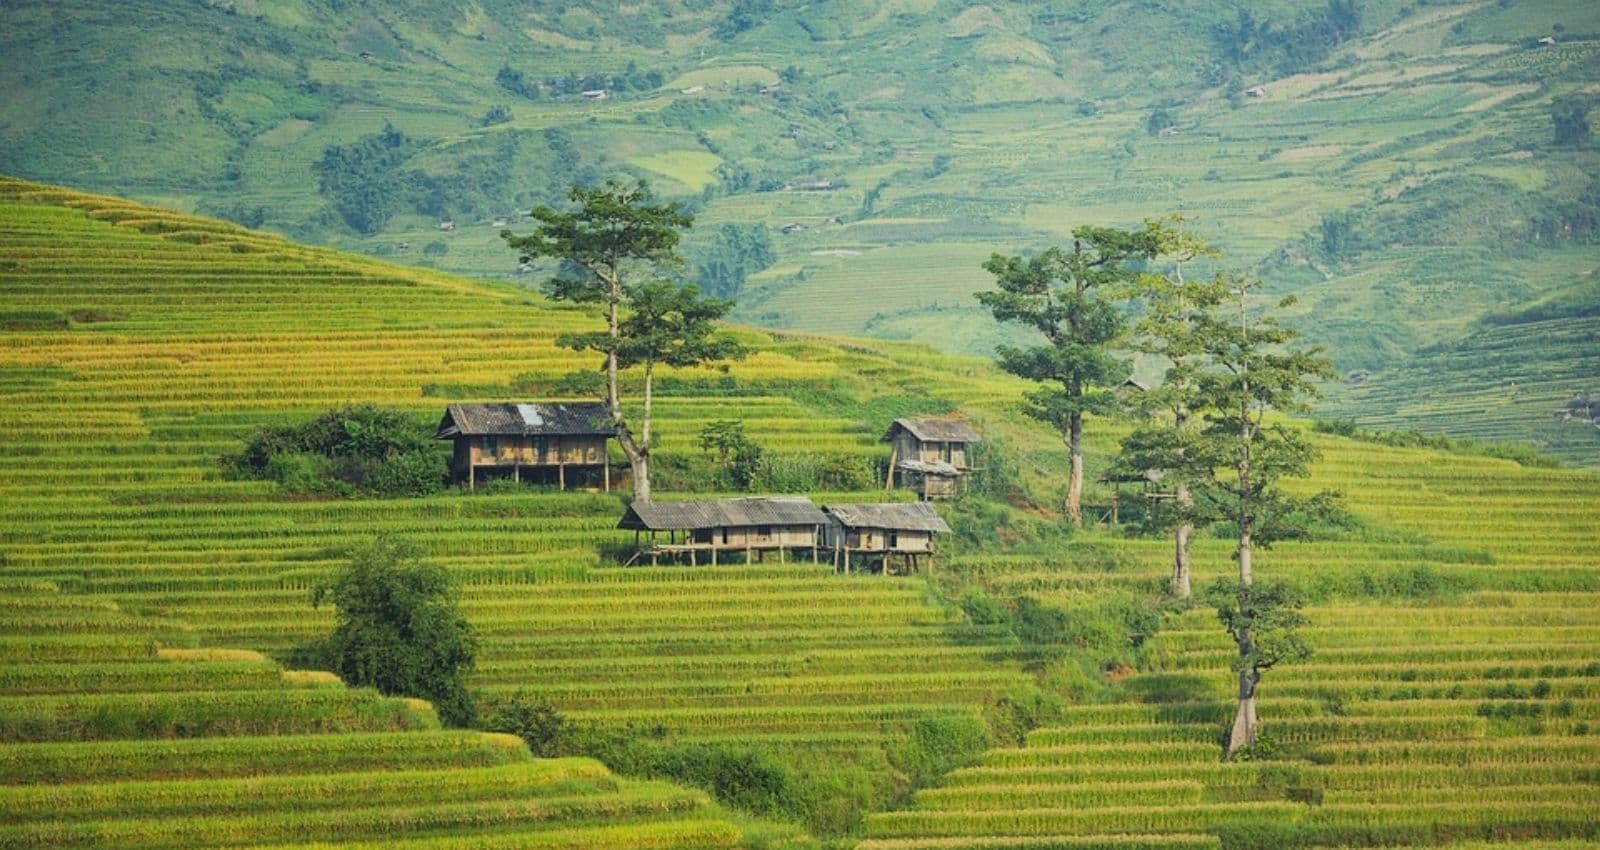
[619,497,827,531]
[883,416,981,444]
[824,502,951,533]
[436,403,614,439]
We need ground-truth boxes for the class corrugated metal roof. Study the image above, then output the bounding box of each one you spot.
[883,416,981,444]
[619,497,827,530]
[823,502,951,533]
[436,403,614,438]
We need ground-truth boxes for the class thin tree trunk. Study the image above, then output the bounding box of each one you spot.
[604,276,651,501]
[1065,412,1083,526]
[1173,488,1192,599]
[1224,668,1257,760]
[1172,405,1192,599]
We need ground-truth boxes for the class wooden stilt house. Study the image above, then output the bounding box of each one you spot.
[618,497,827,566]
[823,502,951,575]
[436,402,614,491]
[883,416,980,499]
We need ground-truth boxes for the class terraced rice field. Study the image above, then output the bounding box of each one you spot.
[3,179,1599,848]
[0,589,745,850]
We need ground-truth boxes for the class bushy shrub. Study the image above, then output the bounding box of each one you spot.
[891,713,990,786]
[483,692,574,757]
[224,404,446,498]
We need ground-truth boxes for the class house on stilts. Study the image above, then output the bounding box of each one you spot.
[823,501,951,575]
[619,497,828,565]
[883,415,980,499]
[436,402,615,491]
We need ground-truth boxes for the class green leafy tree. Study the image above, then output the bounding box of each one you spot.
[616,281,745,485]
[1180,278,1334,758]
[1111,217,1225,598]
[502,180,692,501]
[314,539,478,726]
[1206,577,1310,755]
[978,228,1160,525]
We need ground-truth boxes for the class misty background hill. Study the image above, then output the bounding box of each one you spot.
[2,0,1596,463]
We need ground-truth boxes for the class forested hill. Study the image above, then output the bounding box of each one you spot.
[1,0,1597,461]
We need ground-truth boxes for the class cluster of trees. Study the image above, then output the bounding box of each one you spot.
[495,62,665,100]
[1211,0,1361,76]
[224,404,445,498]
[313,123,418,234]
[693,222,776,299]
[979,217,1333,759]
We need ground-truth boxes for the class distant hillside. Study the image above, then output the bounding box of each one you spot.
[1322,272,1600,468]
[1,0,1597,455]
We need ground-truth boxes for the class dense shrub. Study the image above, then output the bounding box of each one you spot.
[224,404,447,497]
[483,692,574,757]
[890,713,991,787]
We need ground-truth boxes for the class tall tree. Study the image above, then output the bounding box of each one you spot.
[502,180,691,501]
[1183,277,1333,759]
[978,227,1159,525]
[615,281,745,489]
[1111,218,1225,598]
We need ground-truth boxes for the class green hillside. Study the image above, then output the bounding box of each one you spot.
[3,182,1599,848]
[2,1,1595,408]
[1321,272,1600,467]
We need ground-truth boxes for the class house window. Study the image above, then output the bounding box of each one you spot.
[693,529,713,544]
[721,528,730,545]
[888,531,899,548]
[478,436,497,454]
[533,437,547,459]
[756,525,772,540]
[943,442,953,463]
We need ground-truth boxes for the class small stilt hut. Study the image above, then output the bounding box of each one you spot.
[883,415,980,499]
[618,497,827,566]
[822,502,951,575]
[436,402,614,491]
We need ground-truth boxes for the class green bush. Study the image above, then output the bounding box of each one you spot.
[891,713,991,786]
[483,692,574,757]
[223,404,446,498]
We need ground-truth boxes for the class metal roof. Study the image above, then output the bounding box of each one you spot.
[823,502,951,533]
[619,497,827,531]
[883,416,981,444]
[436,403,614,439]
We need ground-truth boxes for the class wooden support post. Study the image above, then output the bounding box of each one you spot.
[514,464,520,484]
[603,455,611,492]
[885,443,898,489]
[690,548,696,566]
[558,463,566,490]
[711,546,717,566]
[746,544,752,565]
[468,464,475,491]
[779,545,785,564]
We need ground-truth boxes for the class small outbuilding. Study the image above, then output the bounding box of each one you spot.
[436,402,614,491]
[883,416,981,500]
[823,501,951,575]
[619,497,827,566]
